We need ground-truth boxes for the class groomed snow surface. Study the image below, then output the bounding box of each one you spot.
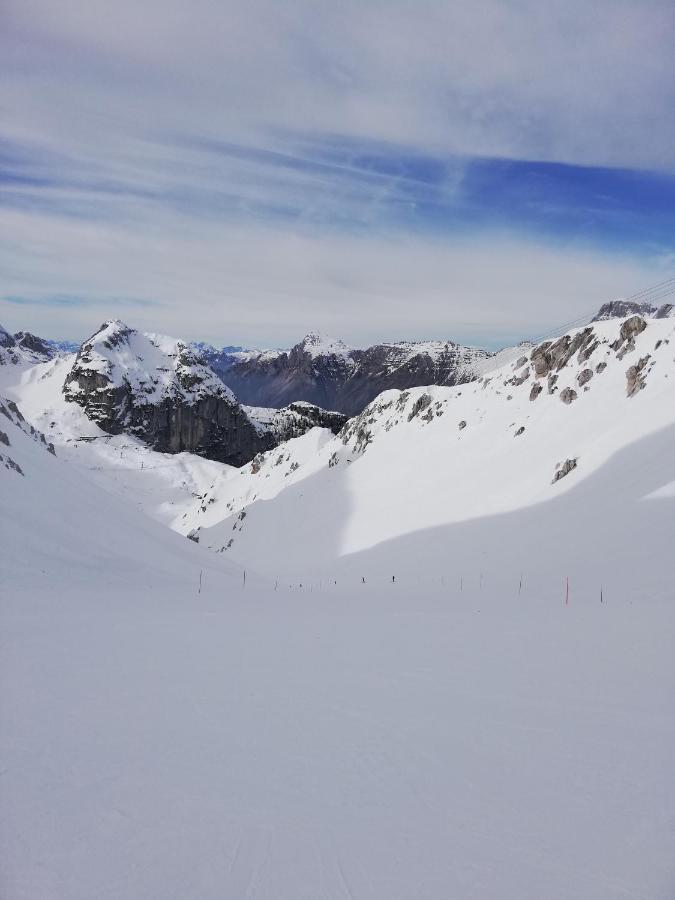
[2,315,675,899]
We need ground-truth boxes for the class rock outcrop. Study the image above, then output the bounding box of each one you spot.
[0,325,56,367]
[593,300,675,321]
[244,401,347,444]
[63,321,272,466]
[62,321,346,466]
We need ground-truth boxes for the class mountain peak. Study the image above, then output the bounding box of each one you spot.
[298,332,351,358]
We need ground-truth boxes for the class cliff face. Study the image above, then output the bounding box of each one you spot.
[206,333,491,416]
[61,322,346,466]
[63,321,269,466]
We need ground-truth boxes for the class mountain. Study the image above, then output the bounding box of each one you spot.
[592,299,674,321]
[60,320,346,466]
[180,313,675,589]
[203,331,492,415]
[3,312,675,900]
[0,324,57,367]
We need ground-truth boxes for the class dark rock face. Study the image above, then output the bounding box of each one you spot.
[529,382,543,401]
[63,321,270,467]
[62,322,347,466]
[620,316,647,343]
[553,458,578,483]
[0,325,15,349]
[560,387,578,404]
[530,327,597,379]
[577,368,593,387]
[248,402,348,444]
[0,325,56,366]
[13,331,55,358]
[593,300,675,322]
[204,334,491,416]
[626,356,651,397]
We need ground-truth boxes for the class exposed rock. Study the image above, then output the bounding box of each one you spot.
[2,455,24,475]
[203,333,491,416]
[560,387,577,405]
[531,342,552,377]
[596,361,607,374]
[577,368,593,387]
[0,429,9,446]
[626,355,651,397]
[529,382,543,401]
[620,315,647,343]
[552,458,577,483]
[458,420,467,430]
[63,320,270,467]
[655,303,674,319]
[547,374,559,394]
[186,528,200,543]
[244,401,347,445]
[531,328,596,379]
[593,300,658,321]
[13,331,55,358]
[510,367,530,387]
[616,339,635,360]
[0,325,56,367]
[407,393,433,421]
[514,426,525,437]
[514,355,529,369]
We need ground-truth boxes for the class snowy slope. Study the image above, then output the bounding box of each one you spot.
[3,316,675,900]
[64,320,238,408]
[185,316,675,597]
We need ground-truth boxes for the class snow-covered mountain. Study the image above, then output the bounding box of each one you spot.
[61,320,346,466]
[3,309,675,900]
[179,313,675,595]
[203,331,492,415]
[592,298,674,321]
[0,324,57,368]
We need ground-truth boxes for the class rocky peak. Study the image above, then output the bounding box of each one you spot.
[592,299,675,321]
[0,325,56,366]
[63,320,265,466]
[297,332,352,358]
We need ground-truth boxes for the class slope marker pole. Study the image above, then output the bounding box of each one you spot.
[198,569,202,595]
[565,576,569,606]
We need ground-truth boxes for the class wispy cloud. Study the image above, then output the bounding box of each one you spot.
[5,294,161,309]
[0,0,673,343]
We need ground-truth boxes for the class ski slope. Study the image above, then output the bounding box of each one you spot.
[178,318,675,597]
[2,313,675,899]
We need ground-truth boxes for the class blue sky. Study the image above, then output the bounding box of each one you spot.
[1,0,674,347]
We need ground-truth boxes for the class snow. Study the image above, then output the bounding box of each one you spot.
[371,338,490,374]
[299,331,352,358]
[2,313,675,899]
[68,320,237,406]
[180,318,675,593]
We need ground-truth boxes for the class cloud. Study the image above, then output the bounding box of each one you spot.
[3,0,674,169]
[0,0,673,343]
[0,205,665,348]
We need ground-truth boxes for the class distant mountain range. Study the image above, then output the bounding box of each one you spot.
[2,298,673,466]
[199,332,492,416]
